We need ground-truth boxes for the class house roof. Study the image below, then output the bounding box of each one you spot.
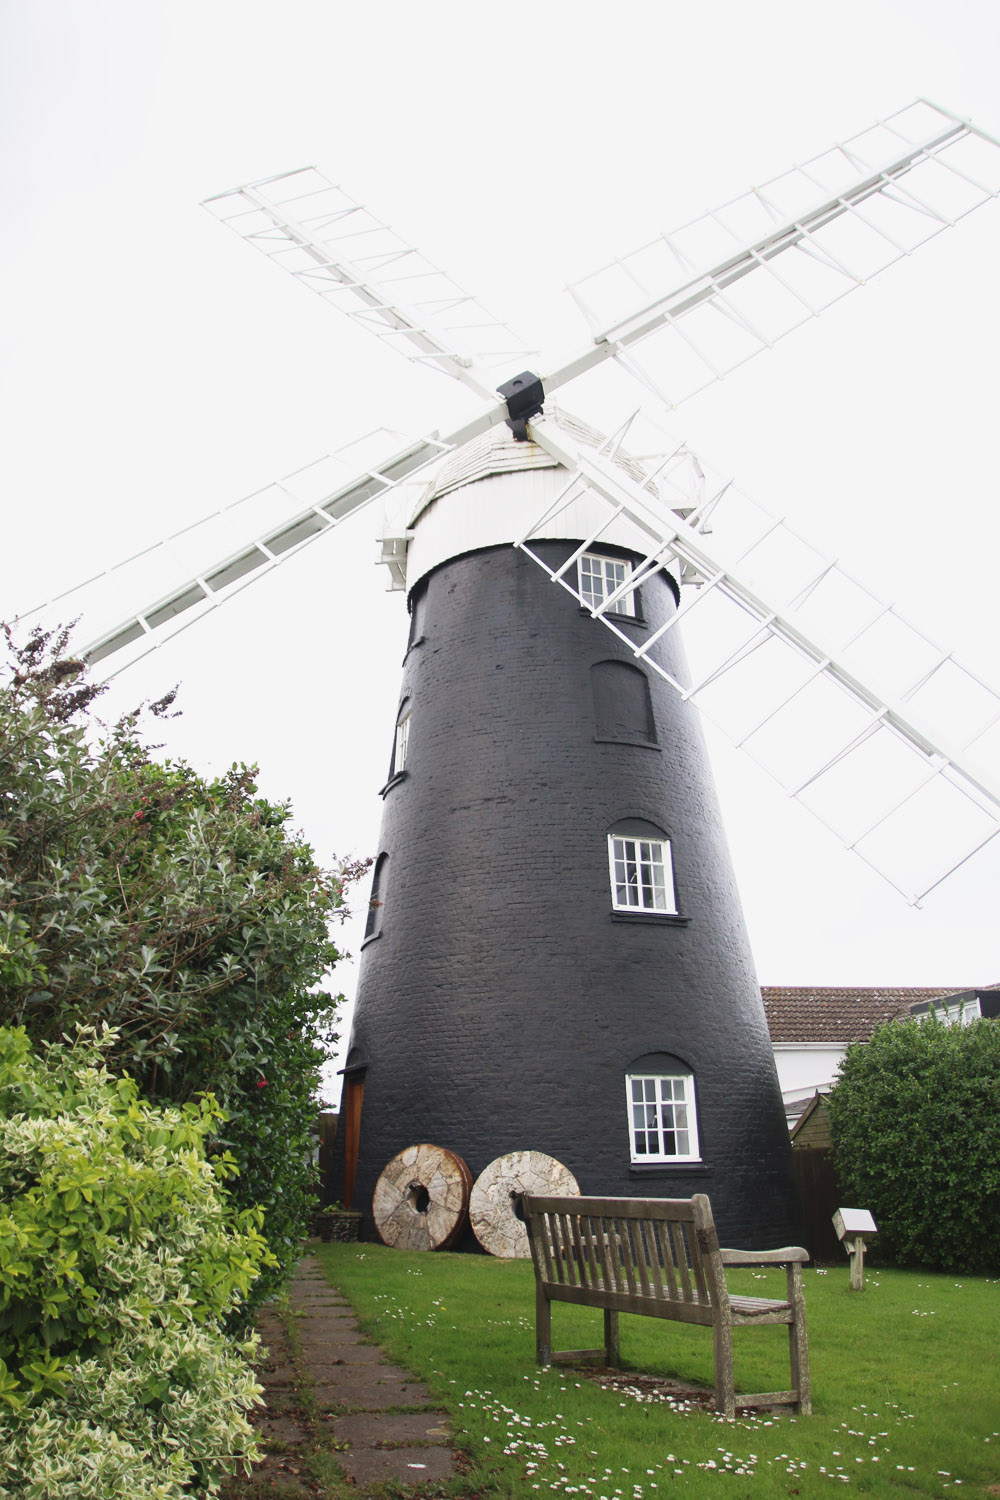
[761,986,987,1043]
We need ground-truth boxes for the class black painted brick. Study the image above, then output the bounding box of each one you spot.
[334,539,802,1248]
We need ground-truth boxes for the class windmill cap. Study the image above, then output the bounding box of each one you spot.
[421,404,655,508]
[393,405,672,597]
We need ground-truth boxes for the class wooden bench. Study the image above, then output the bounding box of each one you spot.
[522,1192,811,1418]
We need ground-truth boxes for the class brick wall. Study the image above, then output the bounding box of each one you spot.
[335,535,802,1248]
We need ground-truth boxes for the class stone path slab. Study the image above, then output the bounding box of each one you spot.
[298,1321,358,1337]
[308,1344,384,1366]
[333,1443,458,1486]
[311,1367,436,1411]
[222,1248,460,1497]
[325,1410,452,1446]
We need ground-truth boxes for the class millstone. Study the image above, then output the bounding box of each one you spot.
[372,1143,472,1250]
[470,1150,580,1258]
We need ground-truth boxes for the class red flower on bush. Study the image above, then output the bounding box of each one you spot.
[256,1078,268,1089]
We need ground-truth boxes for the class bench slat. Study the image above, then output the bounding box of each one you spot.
[634,1218,655,1300]
[552,1212,576,1287]
[669,1221,696,1302]
[580,1213,601,1288]
[528,1194,698,1223]
[568,1211,589,1286]
[596,1216,616,1291]
[533,1210,554,1284]
[730,1295,791,1313]
[652,1219,680,1303]
[618,1218,639,1297]
[545,1280,717,1326]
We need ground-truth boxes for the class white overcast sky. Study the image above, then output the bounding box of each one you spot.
[3,1,1000,1096]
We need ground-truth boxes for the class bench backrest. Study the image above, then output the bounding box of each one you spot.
[522,1192,728,1314]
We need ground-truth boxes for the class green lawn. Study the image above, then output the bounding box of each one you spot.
[314,1243,999,1498]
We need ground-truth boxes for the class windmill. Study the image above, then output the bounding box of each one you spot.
[23,100,1000,1244]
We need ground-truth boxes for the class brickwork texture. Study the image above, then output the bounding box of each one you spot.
[336,533,803,1248]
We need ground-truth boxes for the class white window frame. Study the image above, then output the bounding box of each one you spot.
[578,552,635,616]
[912,995,981,1026]
[394,712,410,774]
[626,1072,700,1163]
[608,834,677,914]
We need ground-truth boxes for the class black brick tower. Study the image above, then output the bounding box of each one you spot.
[337,424,801,1247]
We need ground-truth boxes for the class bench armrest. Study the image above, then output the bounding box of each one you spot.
[720,1247,810,1265]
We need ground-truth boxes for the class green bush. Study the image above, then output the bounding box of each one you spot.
[0,1024,270,1498]
[828,1011,1000,1273]
[0,626,365,1302]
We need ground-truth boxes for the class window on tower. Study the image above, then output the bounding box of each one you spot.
[406,584,427,653]
[578,552,636,616]
[608,822,677,914]
[383,699,411,792]
[364,853,388,942]
[625,1059,700,1164]
[394,707,411,775]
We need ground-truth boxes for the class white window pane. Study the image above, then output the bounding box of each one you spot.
[579,552,635,616]
[395,713,410,772]
[609,834,676,913]
[625,1072,699,1163]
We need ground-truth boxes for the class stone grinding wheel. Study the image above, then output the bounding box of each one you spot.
[470,1151,581,1258]
[372,1143,473,1251]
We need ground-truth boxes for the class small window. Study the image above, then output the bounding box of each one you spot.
[608,833,677,914]
[579,552,635,616]
[364,854,388,941]
[386,699,411,785]
[394,711,410,774]
[627,1071,699,1163]
[406,582,427,652]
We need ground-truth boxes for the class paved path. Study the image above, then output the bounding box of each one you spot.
[223,1252,460,1496]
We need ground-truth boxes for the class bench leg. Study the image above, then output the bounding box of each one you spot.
[712,1316,736,1419]
[604,1309,620,1367]
[789,1314,811,1415]
[536,1282,551,1367]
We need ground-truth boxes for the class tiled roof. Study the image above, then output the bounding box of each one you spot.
[761,986,993,1043]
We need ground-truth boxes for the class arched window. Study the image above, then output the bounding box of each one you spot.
[591,660,656,744]
[608,818,677,914]
[364,853,388,941]
[392,699,411,778]
[406,583,427,651]
[625,1052,700,1163]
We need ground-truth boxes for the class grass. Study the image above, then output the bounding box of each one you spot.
[314,1243,1000,1498]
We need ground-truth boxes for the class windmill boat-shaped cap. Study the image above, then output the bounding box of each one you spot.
[419,406,564,502]
[399,403,672,596]
[422,404,657,504]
